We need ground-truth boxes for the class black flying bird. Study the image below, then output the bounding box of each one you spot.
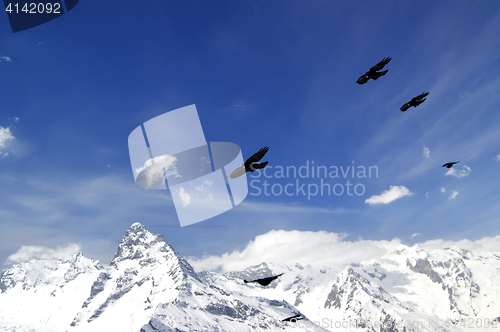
[282,314,303,322]
[400,92,429,112]
[356,57,392,85]
[443,161,459,169]
[243,273,284,287]
[230,146,269,179]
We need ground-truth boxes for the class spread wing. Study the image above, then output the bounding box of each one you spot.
[370,56,391,72]
[442,161,459,168]
[282,314,302,322]
[245,146,269,164]
[249,161,268,171]
[411,92,429,103]
[230,165,246,179]
[246,273,284,286]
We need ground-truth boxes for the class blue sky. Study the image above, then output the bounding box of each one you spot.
[1,0,500,268]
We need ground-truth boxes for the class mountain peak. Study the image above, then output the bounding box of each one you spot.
[110,223,200,281]
[129,222,146,233]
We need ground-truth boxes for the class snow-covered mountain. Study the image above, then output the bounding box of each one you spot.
[202,244,500,332]
[2,223,500,332]
[0,223,325,332]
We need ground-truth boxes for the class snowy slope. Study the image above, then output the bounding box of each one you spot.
[203,244,500,332]
[0,253,103,331]
[2,223,500,331]
[0,223,326,332]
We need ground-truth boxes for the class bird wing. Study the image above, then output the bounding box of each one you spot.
[443,161,459,168]
[411,92,429,102]
[282,314,302,322]
[400,103,410,112]
[230,165,246,179]
[246,146,269,164]
[249,161,268,171]
[370,57,392,72]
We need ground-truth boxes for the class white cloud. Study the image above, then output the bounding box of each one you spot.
[365,186,414,205]
[423,146,430,159]
[188,229,402,273]
[495,154,500,162]
[14,117,20,122]
[175,181,215,209]
[177,187,191,207]
[134,154,179,188]
[410,233,421,239]
[425,192,429,198]
[6,243,81,263]
[0,56,12,62]
[2,153,9,158]
[0,126,14,149]
[188,228,500,273]
[440,187,446,193]
[445,165,471,178]
[449,190,459,199]
[420,236,500,253]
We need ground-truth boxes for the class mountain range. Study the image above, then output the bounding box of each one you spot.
[1,223,499,332]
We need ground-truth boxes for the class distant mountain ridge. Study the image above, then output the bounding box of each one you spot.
[1,223,500,332]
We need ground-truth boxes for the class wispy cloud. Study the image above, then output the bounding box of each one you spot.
[0,56,12,62]
[365,186,413,205]
[445,165,471,178]
[14,117,20,122]
[0,173,175,265]
[449,190,459,200]
[440,187,446,193]
[238,200,358,214]
[221,102,252,118]
[410,233,421,239]
[495,154,500,162]
[423,146,430,159]
[6,244,81,264]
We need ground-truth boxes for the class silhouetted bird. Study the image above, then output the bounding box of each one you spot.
[356,57,392,85]
[400,92,429,112]
[230,146,269,179]
[443,161,459,168]
[282,314,303,322]
[244,273,283,286]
